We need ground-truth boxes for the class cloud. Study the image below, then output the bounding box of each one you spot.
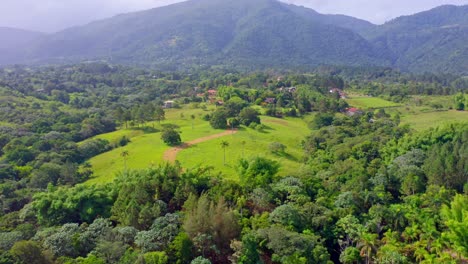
[0,0,467,32]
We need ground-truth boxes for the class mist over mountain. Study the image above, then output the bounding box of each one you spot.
[0,0,466,74]
[0,27,44,65]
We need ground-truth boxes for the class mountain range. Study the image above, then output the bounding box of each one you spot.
[0,0,467,74]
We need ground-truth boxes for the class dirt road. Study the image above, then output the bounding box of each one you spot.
[163,129,237,163]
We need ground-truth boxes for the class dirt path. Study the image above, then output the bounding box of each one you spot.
[163,129,238,163]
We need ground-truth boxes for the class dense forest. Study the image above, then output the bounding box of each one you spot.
[0,63,467,264]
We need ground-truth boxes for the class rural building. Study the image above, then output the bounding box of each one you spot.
[346,107,362,116]
[207,89,217,97]
[330,88,347,99]
[164,100,175,108]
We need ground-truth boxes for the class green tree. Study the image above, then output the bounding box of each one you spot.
[143,251,168,264]
[155,106,166,124]
[237,157,279,190]
[121,150,130,171]
[191,114,196,130]
[161,129,181,146]
[239,107,260,126]
[183,194,240,263]
[441,194,468,258]
[454,92,465,111]
[209,109,228,129]
[168,232,194,264]
[10,240,51,264]
[220,140,229,165]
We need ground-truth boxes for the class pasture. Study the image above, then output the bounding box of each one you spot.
[85,107,313,184]
[346,96,401,109]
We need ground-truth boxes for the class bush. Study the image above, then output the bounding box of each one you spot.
[161,129,181,146]
[269,142,286,154]
[209,110,228,129]
[312,113,334,129]
[118,136,131,147]
[161,129,182,146]
[239,107,260,126]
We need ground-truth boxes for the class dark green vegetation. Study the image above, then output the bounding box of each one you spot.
[0,63,467,263]
[0,0,467,74]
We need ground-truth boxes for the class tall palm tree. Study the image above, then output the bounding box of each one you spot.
[241,140,246,158]
[359,232,378,264]
[121,150,129,171]
[220,140,229,165]
[191,114,195,130]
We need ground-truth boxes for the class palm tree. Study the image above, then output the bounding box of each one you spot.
[120,150,129,171]
[241,140,246,158]
[358,232,378,264]
[191,114,195,130]
[220,140,229,165]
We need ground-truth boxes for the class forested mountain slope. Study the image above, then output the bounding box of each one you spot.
[0,1,466,74]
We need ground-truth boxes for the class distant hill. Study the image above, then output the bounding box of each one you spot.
[0,27,44,65]
[24,0,389,69]
[368,5,468,74]
[0,0,466,74]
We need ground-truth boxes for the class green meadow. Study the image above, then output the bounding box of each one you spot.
[85,107,223,184]
[399,109,468,131]
[176,115,312,179]
[84,95,467,185]
[85,107,313,184]
[346,96,401,109]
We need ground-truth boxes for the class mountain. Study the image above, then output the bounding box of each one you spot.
[368,5,468,74]
[22,0,389,69]
[284,4,378,37]
[0,27,44,65]
[0,0,466,74]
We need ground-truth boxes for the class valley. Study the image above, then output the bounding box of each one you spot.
[0,0,467,263]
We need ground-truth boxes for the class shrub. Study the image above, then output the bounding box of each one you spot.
[269,142,286,154]
[161,129,181,146]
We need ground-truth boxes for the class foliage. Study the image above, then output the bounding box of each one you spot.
[161,129,182,146]
[237,157,279,190]
[238,107,260,126]
[32,185,114,226]
[209,110,228,129]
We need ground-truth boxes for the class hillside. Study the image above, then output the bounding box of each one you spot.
[0,1,466,74]
[0,27,44,65]
[23,0,389,69]
[368,5,468,74]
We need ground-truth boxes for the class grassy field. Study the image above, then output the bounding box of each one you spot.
[399,110,468,131]
[176,115,312,179]
[346,96,401,109]
[84,97,467,184]
[85,107,224,184]
[85,107,313,184]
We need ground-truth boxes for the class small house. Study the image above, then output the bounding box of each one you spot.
[265,97,276,104]
[164,101,175,108]
[287,87,297,93]
[329,88,347,99]
[207,89,217,97]
[346,107,362,116]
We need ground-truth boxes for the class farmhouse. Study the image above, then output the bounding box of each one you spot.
[330,88,347,99]
[346,107,362,116]
[207,89,217,97]
[264,97,276,104]
[164,100,175,108]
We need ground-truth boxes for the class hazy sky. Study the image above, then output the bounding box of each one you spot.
[1,0,467,33]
